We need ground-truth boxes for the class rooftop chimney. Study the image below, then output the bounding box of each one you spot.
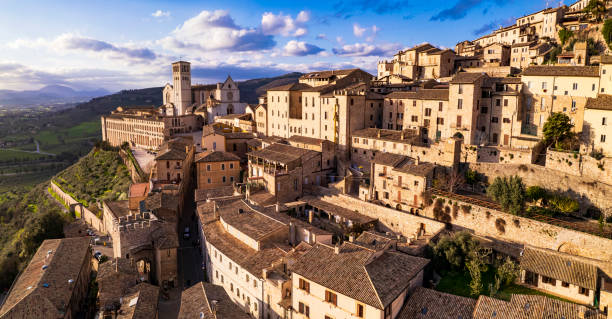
[275,202,280,213]
[400,131,405,140]
[334,244,341,254]
[377,129,381,138]
[415,156,420,165]
[348,234,355,242]
[213,203,219,220]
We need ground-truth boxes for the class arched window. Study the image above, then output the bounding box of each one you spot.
[227,104,234,114]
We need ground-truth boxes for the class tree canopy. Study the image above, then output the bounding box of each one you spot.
[584,0,607,22]
[603,19,612,49]
[542,112,574,147]
[558,28,574,46]
[487,176,526,215]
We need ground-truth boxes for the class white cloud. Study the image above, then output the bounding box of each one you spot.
[152,10,170,18]
[261,10,310,37]
[332,42,401,57]
[160,10,275,52]
[353,23,366,37]
[282,40,324,56]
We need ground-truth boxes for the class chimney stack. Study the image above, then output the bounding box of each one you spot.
[401,130,404,140]
[415,156,420,166]
[334,244,340,254]
[308,210,314,224]
[348,234,355,242]
[377,129,381,138]
[289,222,296,246]
[275,202,281,213]
[213,203,219,220]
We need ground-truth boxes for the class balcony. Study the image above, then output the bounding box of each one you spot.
[450,123,470,131]
[394,183,410,190]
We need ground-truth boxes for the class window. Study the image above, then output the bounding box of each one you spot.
[230,283,234,292]
[207,164,211,171]
[571,100,577,112]
[492,117,499,123]
[496,99,501,107]
[504,99,508,107]
[562,281,570,288]
[503,118,511,123]
[542,82,547,90]
[457,98,463,109]
[437,117,444,125]
[229,163,234,169]
[458,84,463,94]
[601,135,607,143]
[356,303,364,317]
[573,83,578,90]
[542,276,556,286]
[411,116,418,122]
[207,178,211,184]
[579,287,589,296]
[384,304,392,319]
[592,83,596,91]
[413,100,417,107]
[439,102,443,111]
[425,108,432,116]
[298,302,310,317]
[603,117,607,126]
[481,106,488,114]
[298,278,310,293]
[221,163,225,170]
[222,176,226,183]
[325,290,338,306]
[456,115,462,127]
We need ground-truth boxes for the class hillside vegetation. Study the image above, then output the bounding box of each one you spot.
[53,145,131,207]
[0,145,130,291]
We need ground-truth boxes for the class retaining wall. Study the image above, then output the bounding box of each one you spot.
[49,181,105,233]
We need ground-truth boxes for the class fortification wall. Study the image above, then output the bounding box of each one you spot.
[462,145,534,164]
[421,194,612,262]
[50,181,105,233]
[468,162,612,217]
[545,149,612,185]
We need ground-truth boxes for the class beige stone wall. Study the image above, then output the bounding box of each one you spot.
[196,160,241,189]
[370,162,430,211]
[511,46,532,69]
[101,115,165,149]
[255,105,268,136]
[583,108,612,156]
[319,194,446,239]
[469,162,612,216]
[462,145,535,164]
[202,133,226,152]
[421,193,612,262]
[545,149,612,185]
[154,247,178,285]
[50,181,105,233]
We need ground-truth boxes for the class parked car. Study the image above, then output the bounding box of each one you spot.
[93,251,103,261]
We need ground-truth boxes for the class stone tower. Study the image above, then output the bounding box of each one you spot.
[172,61,192,115]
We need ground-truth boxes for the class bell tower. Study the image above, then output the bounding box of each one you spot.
[172,61,192,115]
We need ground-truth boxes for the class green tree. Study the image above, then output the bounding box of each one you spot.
[548,194,579,214]
[526,186,547,202]
[465,169,479,186]
[496,257,520,286]
[558,28,574,46]
[487,176,526,215]
[603,19,612,49]
[428,231,480,272]
[584,0,607,22]
[542,112,574,147]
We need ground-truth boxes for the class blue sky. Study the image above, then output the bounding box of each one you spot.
[0,0,549,91]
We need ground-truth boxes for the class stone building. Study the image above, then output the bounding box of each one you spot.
[152,136,195,214]
[112,282,159,319]
[96,257,141,317]
[196,199,328,319]
[290,241,429,319]
[519,246,603,306]
[162,61,246,122]
[483,43,511,66]
[510,41,537,69]
[254,103,268,136]
[102,200,178,287]
[101,106,200,150]
[583,95,612,156]
[195,151,241,190]
[380,43,456,80]
[264,68,380,159]
[0,237,92,318]
[350,128,461,172]
[214,113,256,133]
[201,124,256,159]
[521,65,600,137]
[178,282,251,319]
[247,143,330,203]
[369,153,436,213]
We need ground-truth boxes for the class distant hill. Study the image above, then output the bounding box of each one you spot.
[236,72,303,104]
[0,85,110,107]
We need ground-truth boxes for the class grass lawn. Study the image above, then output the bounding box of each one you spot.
[436,268,575,303]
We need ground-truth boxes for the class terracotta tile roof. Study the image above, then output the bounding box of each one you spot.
[451,72,486,84]
[129,183,150,198]
[354,231,395,251]
[267,82,312,91]
[473,294,606,319]
[0,237,91,318]
[195,151,240,163]
[299,69,359,80]
[521,65,600,77]
[144,192,179,213]
[248,143,318,165]
[520,246,598,290]
[116,282,159,319]
[97,258,140,311]
[179,282,251,319]
[386,89,449,101]
[195,186,236,202]
[396,287,477,319]
[150,223,179,250]
[393,161,436,177]
[585,94,612,111]
[287,135,326,145]
[218,200,287,241]
[307,198,377,224]
[290,242,429,309]
[352,128,421,145]
[428,49,455,55]
[372,152,409,167]
[198,202,288,278]
[105,200,131,218]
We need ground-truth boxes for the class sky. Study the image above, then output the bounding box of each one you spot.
[0,0,551,92]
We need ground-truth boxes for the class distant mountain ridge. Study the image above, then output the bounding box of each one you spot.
[0,85,111,107]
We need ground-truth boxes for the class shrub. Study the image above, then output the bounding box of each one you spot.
[496,257,520,286]
[486,176,526,215]
[526,186,548,202]
[549,194,580,214]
